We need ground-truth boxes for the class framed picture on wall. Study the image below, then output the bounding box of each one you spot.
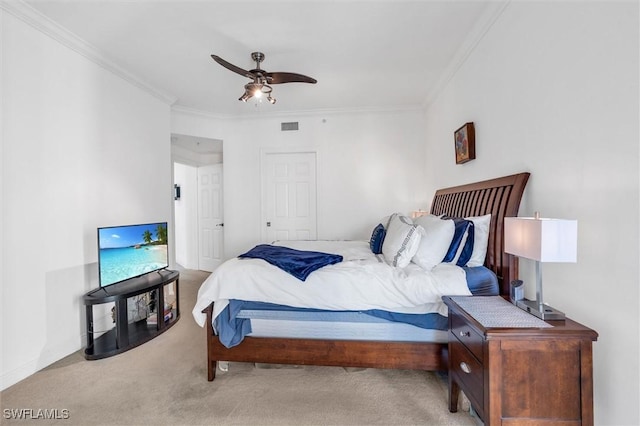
[454,122,476,164]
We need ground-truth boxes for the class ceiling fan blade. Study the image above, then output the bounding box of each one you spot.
[265,72,317,84]
[211,55,255,79]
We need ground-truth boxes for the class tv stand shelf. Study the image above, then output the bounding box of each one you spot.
[83,270,180,360]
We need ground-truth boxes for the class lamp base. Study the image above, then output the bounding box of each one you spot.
[516,299,565,321]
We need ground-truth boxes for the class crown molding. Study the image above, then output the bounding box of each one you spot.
[257,104,424,119]
[171,103,424,122]
[1,0,178,105]
[422,0,511,111]
[171,105,234,121]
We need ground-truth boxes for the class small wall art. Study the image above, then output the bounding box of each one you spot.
[454,122,475,164]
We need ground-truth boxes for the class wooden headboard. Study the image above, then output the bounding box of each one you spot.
[429,172,530,295]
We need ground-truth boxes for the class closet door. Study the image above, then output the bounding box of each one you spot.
[262,152,317,242]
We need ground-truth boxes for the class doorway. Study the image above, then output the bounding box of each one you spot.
[172,134,223,272]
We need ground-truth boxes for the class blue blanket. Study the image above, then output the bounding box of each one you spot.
[238,244,343,281]
[214,300,449,348]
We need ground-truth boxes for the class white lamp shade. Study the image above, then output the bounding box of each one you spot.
[504,217,578,262]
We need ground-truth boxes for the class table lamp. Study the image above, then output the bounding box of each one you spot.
[504,212,577,320]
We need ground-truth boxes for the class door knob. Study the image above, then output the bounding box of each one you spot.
[216,223,224,227]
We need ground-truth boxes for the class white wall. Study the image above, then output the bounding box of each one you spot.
[173,162,198,269]
[423,2,639,424]
[172,108,428,258]
[1,10,172,389]
[0,8,5,388]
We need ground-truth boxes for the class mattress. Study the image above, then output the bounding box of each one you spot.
[240,309,449,343]
[194,240,499,348]
[213,265,497,347]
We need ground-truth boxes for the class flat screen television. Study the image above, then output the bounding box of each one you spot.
[97,222,169,287]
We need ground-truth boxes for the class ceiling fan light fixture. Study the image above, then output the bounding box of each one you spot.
[212,52,315,105]
[245,82,271,99]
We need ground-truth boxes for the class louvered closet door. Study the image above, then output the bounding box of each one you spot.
[263,152,317,243]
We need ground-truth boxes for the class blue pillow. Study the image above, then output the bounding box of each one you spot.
[369,223,386,254]
[442,218,475,266]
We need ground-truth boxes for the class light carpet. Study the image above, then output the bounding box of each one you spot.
[1,268,477,426]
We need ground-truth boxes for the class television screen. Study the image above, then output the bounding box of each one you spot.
[98,222,169,287]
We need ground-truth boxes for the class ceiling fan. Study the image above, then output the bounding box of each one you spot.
[211,52,317,104]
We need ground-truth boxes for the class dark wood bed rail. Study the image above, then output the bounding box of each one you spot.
[203,302,446,381]
[430,172,530,295]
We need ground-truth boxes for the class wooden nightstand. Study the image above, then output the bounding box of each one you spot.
[442,296,598,426]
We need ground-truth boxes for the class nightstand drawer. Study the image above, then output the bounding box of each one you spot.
[450,338,483,411]
[450,312,483,362]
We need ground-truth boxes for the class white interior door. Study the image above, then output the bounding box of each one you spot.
[262,152,317,242]
[198,164,224,271]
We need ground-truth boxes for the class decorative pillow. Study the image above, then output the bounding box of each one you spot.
[442,218,475,267]
[382,213,422,268]
[466,214,491,267]
[412,214,455,270]
[369,223,386,254]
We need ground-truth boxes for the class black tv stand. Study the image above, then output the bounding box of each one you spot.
[83,270,180,360]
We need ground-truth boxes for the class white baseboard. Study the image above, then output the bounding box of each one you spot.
[1,358,39,391]
[1,336,82,391]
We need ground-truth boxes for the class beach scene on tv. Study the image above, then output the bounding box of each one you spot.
[98,222,169,287]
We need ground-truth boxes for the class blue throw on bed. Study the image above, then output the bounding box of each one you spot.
[238,244,343,281]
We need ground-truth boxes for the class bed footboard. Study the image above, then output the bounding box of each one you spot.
[203,302,447,381]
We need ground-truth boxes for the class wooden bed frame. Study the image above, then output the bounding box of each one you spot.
[203,172,530,380]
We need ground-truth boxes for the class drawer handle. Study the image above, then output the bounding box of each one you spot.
[460,362,472,374]
[459,330,471,338]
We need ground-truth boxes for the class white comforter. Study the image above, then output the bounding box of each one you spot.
[192,240,471,327]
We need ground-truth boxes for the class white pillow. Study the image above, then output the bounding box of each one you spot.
[380,215,391,229]
[466,214,491,267]
[382,213,422,268]
[412,215,455,270]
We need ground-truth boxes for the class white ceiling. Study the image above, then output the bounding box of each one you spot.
[23,0,507,118]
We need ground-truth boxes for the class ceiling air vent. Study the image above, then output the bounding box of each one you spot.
[281,122,299,131]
